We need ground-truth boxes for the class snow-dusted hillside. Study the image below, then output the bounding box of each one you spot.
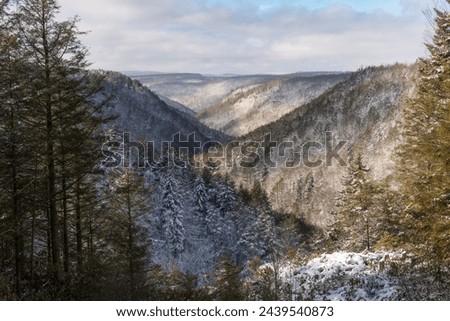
[198,74,350,137]
[140,165,272,274]
[221,64,418,226]
[124,66,417,227]
[250,250,449,301]
[133,73,279,113]
[282,252,400,301]
[250,252,408,301]
[97,71,229,146]
[158,94,197,117]
[92,71,285,273]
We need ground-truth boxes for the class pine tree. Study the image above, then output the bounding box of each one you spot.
[0,0,27,297]
[165,269,204,300]
[201,166,212,186]
[396,1,450,267]
[0,0,110,297]
[249,181,275,249]
[105,168,151,299]
[194,176,209,216]
[292,173,315,218]
[217,174,236,216]
[161,171,185,257]
[204,203,222,237]
[206,179,237,250]
[212,253,243,301]
[12,0,109,286]
[333,154,382,251]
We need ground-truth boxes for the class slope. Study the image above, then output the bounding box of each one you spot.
[98,71,229,147]
[197,73,351,136]
[134,73,281,113]
[224,64,417,226]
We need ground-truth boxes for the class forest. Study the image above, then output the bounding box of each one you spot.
[0,0,448,300]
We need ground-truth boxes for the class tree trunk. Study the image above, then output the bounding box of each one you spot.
[42,15,60,283]
[75,182,83,272]
[61,153,69,275]
[127,187,135,298]
[8,77,23,297]
[365,218,370,252]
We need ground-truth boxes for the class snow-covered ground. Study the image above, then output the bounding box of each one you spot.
[274,252,408,301]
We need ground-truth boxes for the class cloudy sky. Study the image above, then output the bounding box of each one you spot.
[58,0,432,74]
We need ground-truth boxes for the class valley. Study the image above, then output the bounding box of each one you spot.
[130,64,416,227]
[0,0,448,303]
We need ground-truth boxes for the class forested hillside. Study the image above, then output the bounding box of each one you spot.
[0,0,448,301]
[197,73,351,136]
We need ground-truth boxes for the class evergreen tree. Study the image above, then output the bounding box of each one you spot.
[250,181,265,203]
[246,256,282,301]
[205,178,238,250]
[292,173,315,219]
[165,269,204,300]
[194,176,209,216]
[201,166,212,186]
[0,0,110,298]
[0,0,28,298]
[204,203,222,236]
[237,184,252,203]
[161,171,185,257]
[105,168,151,299]
[396,1,450,267]
[0,2,25,295]
[250,181,275,249]
[217,174,236,216]
[333,154,382,251]
[13,0,109,287]
[212,253,243,301]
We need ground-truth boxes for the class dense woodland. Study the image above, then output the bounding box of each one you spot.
[0,0,449,300]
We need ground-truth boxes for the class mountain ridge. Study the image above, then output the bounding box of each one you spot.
[198,73,352,136]
[97,71,230,148]
[224,63,418,226]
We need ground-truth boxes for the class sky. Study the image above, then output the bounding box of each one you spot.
[57,0,432,74]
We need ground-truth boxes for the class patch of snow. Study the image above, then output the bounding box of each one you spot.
[276,252,404,301]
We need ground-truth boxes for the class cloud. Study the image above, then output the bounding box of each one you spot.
[57,0,429,74]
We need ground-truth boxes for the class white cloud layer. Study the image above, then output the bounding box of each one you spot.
[57,0,431,74]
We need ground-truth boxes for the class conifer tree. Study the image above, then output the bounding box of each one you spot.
[0,0,27,297]
[194,176,209,216]
[396,1,450,267]
[250,181,275,249]
[333,154,382,251]
[212,253,243,301]
[0,0,109,296]
[165,269,203,300]
[217,175,236,216]
[201,166,212,186]
[105,168,151,299]
[161,171,185,257]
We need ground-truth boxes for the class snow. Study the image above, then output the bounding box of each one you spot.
[275,252,404,301]
[198,74,350,137]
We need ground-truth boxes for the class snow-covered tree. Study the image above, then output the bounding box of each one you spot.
[161,171,186,257]
[194,176,209,216]
[217,175,237,216]
[332,154,382,251]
